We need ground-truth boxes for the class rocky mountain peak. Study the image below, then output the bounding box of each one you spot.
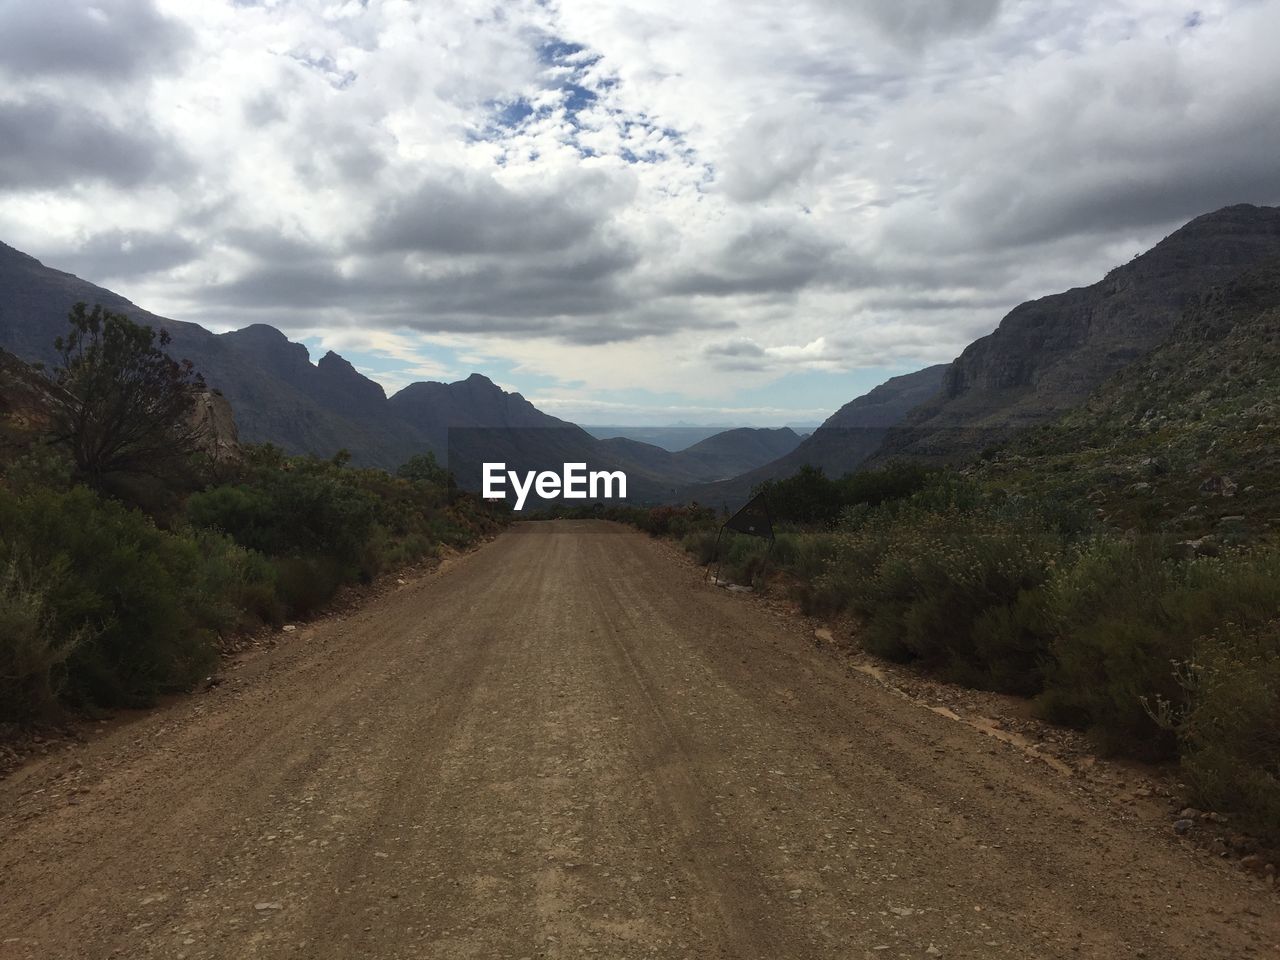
[316,350,387,408]
[883,203,1280,461]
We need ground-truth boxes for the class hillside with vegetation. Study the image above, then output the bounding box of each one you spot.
[975,257,1280,546]
[684,364,948,508]
[877,204,1280,463]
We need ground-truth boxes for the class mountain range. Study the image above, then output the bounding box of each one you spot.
[3,202,1280,508]
[0,241,801,500]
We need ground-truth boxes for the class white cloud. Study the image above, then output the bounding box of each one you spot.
[1,0,1277,421]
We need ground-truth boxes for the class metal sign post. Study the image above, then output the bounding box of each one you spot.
[706,492,776,586]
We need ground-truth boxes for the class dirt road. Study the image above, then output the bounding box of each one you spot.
[1,521,1276,959]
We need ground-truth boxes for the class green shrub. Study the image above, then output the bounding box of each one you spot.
[1036,541,1280,757]
[719,532,772,586]
[272,555,346,619]
[682,528,720,564]
[187,529,282,631]
[969,586,1057,695]
[186,451,503,592]
[641,504,715,538]
[754,465,845,526]
[771,530,840,581]
[823,504,1061,680]
[2,446,74,495]
[0,486,217,708]
[396,452,452,488]
[0,554,89,721]
[0,434,506,721]
[1176,619,1280,844]
[837,461,938,511]
[186,465,378,569]
[185,484,275,552]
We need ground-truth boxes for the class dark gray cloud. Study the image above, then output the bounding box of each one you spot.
[195,239,726,345]
[364,174,616,256]
[808,0,1002,48]
[220,228,329,264]
[957,135,1280,250]
[243,93,287,127]
[205,262,355,310]
[56,229,199,279]
[663,220,841,297]
[858,0,1002,46]
[0,0,191,80]
[201,246,632,320]
[0,98,187,191]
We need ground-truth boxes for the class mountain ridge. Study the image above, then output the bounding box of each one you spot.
[0,241,808,494]
[974,254,1280,542]
[876,203,1280,463]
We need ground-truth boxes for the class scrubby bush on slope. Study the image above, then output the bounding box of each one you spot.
[0,554,86,722]
[1175,618,1280,845]
[821,488,1062,689]
[1,310,509,722]
[0,486,218,713]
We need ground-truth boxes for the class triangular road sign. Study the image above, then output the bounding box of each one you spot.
[724,492,774,540]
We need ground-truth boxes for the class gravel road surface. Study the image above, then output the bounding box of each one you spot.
[1,521,1276,959]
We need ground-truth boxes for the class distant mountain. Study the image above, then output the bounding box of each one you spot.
[674,427,802,479]
[876,204,1280,463]
[584,425,732,451]
[0,240,795,504]
[681,365,948,508]
[975,256,1280,543]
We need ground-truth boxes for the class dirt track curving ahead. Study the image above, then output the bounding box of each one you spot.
[0,520,1276,959]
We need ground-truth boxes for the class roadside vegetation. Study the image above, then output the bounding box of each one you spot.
[561,462,1280,845]
[0,305,507,725]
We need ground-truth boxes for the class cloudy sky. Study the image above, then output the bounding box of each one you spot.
[2,0,1279,425]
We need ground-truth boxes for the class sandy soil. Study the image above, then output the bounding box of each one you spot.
[0,520,1276,959]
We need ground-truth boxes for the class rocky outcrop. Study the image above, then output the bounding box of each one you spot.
[315,351,387,413]
[190,389,240,463]
[0,348,66,459]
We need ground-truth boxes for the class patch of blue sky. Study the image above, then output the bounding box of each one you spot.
[494,97,535,127]
[537,38,598,67]
[475,32,698,171]
[561,83,599,117]
[287,51,357,89]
